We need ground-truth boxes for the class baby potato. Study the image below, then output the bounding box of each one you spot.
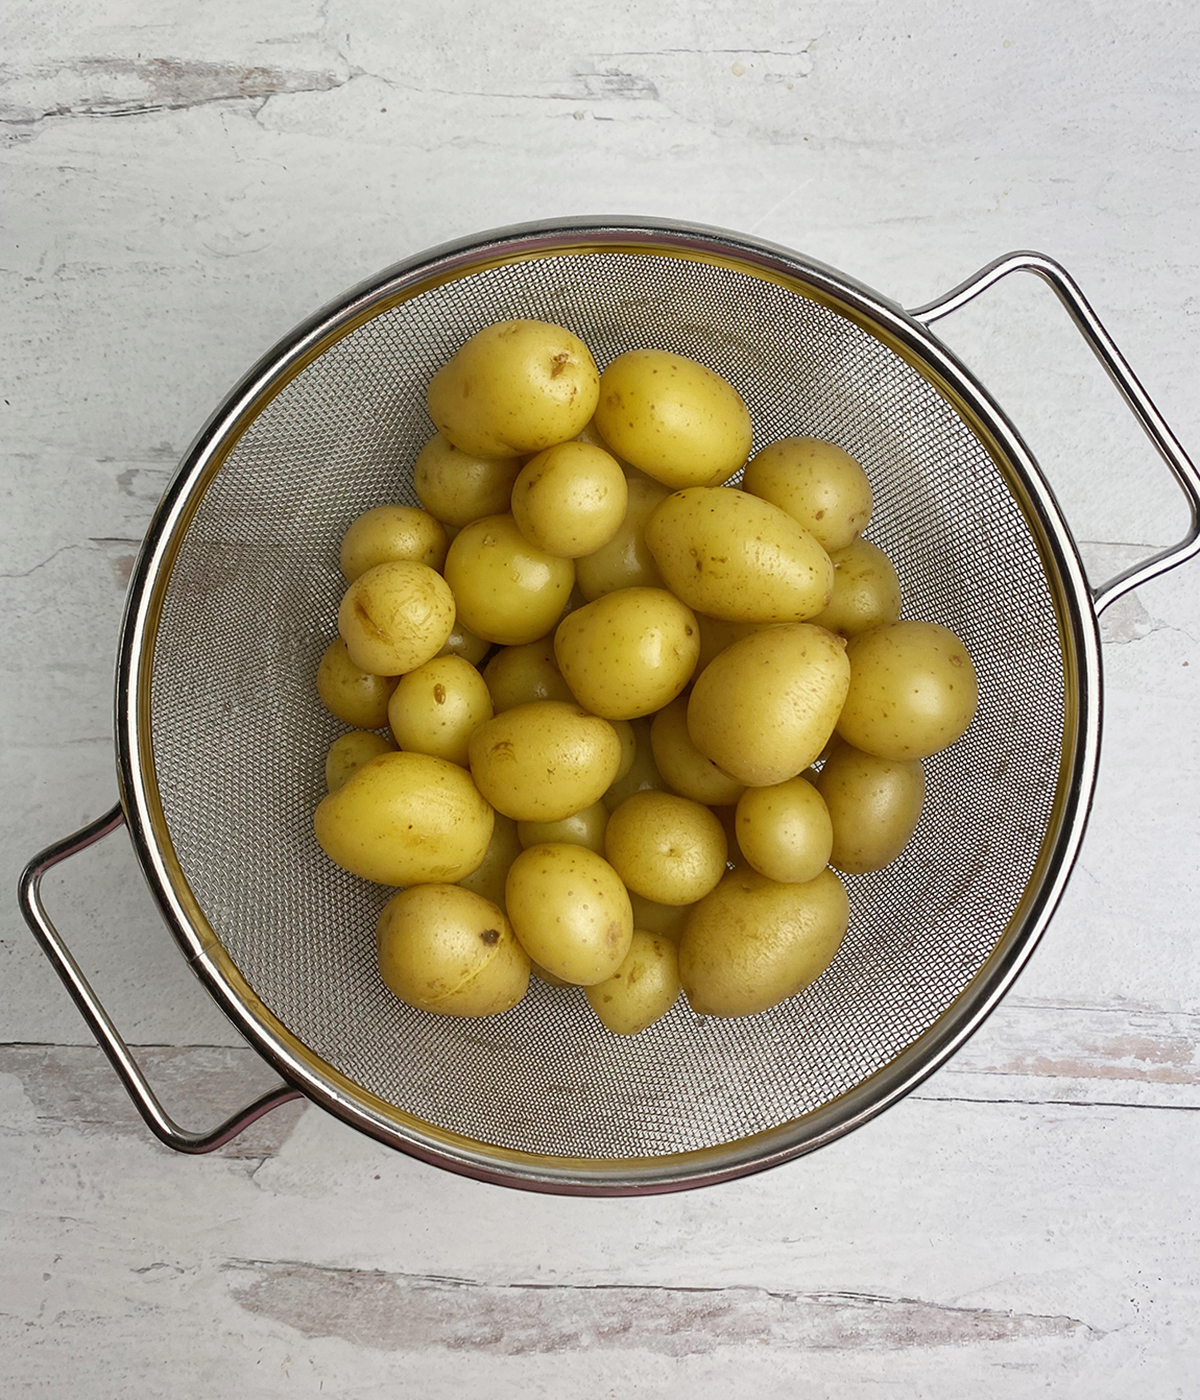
[585,930,682,1035]
[505,842,634,985]
[645,487,834,623]
[813,739,926,874]
[427,319,600,458]
[456,812,523,912]
[387,654,493,767]
[443,513,575,646]
[837,620,979,760]
[313,751,493,887]
[554,586,700,720]
[594,349,753,489]
[468,700,622,822]
[325,730,396,792]
[679,866,849,1018]
[628,891,693,943]
[436,621,492,667]
[316,637,398,729]
[741,437,873,552]
[517,800,609,855]
[734,776,833,884]
[482,636,575,713]
[575,474,671,601]
[339,504,449,582]
[602,717,669,810]
[693,613,769,672]
[605,791,727,906]
[649,696,746,807]
[376,884,529,1017]
[810,537,902,638]
[413,432,524,528]
[687,622,851,787]
[510,441,629,558]
[338,560,456,676]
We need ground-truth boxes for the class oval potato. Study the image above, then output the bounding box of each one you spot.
[584,930,681,1035]
[443,513,575,646]
[813,739,926,874]
[337,560,456,676]
[575,473,671,601]
[810,537,902,638]
[741,436,873,553]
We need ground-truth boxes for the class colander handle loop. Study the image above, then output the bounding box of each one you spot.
[17,803,304,1154]
[911,250,1200,613]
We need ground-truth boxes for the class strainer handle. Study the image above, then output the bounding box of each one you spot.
[17,803,304,1154]
[910,250,1200,613]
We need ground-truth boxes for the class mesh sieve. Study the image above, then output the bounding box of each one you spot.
[116,221,1098,1191]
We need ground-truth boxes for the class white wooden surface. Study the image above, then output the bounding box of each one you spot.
[3,2,1199,1395]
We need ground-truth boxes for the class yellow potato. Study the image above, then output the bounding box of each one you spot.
[313,751,493,886]
[443,513,575,646]
[585,930,682,1035]
[837,620,979,760]
[809,537,903,638]
[505,843,634,985]
[610,719,636,781]
[436,621,492,667]
[687,623,850,786]
[627,891,693,943]
[337,560,456,676]
[602,717,668,810]
[693,613,769,672]
[482,636,575,713]
[427,319,600,458]
[316,638,398,729]
[376,884,529,1017]
[468,700,622,822]
[413,432,524,527]
[456,812,523,912]
[574,474,671,601]
[813,739,926,874]
[741,437,873,552]
[734,776,833,884]
[554,586,700,720]
[605,791,727,906]
[679,866,849,1017]
[649,696,746,807]
[645,487,833,623]
[517,800,609,855]
[594,350,753,488]
[387,654,493,767]
[339,504,449,582]
[510,441,629,558]
[324,730,396,792]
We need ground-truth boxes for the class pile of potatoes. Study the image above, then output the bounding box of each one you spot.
[312,319,979,1036]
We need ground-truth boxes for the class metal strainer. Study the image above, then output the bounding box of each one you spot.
[20,219,1200,1194]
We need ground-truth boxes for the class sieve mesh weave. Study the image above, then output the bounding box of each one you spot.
[149,249,1066,1160]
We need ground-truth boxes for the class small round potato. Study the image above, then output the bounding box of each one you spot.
[679,866,849,1018]
[313,751,493,887]
[687,622,851,787]
[585,930,682,1035]
[734,776,833,884]
[741,437,873,553]
[427,319,600,458]
[316,638,398,729]
[574,474,671,601]
[455,812,524,912]
[325,730,396,792]
[505,843,634,985]
[413,432,524,528]
[436,621,492,667]
[837,620,979,761]
[510,441,629,558]
[605,791,727,906]
[443,514,575,646]
[810,537,903,638]
[554,586,700,720]
[337,560,456,676]
[649,696,746,807]
[602,717,669,811]
[376,884,530,1017]
[387,654,493,767]
[814,739,927,874]
[517,800,609,855]
[468,700,622,822]
[594,350,753,489]
[645,487,834,623]
[482,637,575,713]
[339,504,449,582]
